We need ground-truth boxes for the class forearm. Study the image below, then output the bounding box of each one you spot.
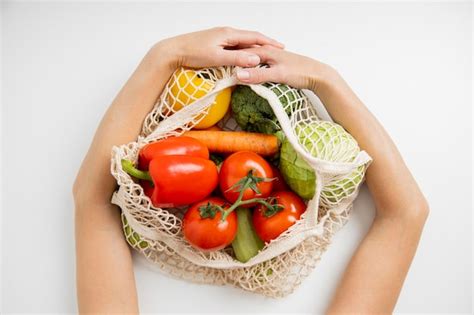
[327,213,426,314]
[76,205,138,314]
[73,44,174,208]
[313,69,428,313]
[314,70,428,216]
[74,44,175,313]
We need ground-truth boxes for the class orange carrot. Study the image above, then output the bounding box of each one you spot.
[182,130,279,156]
[202,125,223,131]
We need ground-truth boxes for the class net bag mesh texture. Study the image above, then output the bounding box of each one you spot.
[111,66,372,297]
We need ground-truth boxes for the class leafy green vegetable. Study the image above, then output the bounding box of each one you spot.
[279,121,363,203]
[232,207,264,263]
[263,82,303,110]
[230,84,302,135]
[279,139,316,199]
[231,85,280,134]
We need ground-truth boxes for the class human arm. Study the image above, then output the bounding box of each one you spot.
[72,28,283,313]
[237,46,429,313]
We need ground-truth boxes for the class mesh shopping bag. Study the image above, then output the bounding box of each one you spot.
[110,66,371,297]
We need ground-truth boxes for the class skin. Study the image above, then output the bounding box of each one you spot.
[238,46,429,313]
[73,27,283,314]
[73,27,428,313]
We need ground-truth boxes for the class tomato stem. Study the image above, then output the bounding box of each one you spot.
[221,176,250,221]
[220,175,282,221]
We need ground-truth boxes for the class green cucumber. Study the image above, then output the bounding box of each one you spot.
[232,207,264,263]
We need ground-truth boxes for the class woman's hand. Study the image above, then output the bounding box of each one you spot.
[234,45,340,92]
[154,27,284,71]
[232,46,429,313]
[74,27,285,313]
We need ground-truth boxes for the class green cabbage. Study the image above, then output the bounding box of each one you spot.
[279,139,316,199]
[279,121,364,203]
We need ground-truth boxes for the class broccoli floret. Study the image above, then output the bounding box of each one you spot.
[231,86,281,134]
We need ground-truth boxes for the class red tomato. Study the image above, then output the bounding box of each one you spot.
[253,191,306,243]
[183,197,238,251]
[148,155,218,207]
[271,165,289,192]
[139,136,209,170]
[219,151,273,205]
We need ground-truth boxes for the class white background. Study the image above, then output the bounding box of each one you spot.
[1,1,472,314]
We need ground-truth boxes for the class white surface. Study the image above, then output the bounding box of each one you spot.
[1,1,472,313]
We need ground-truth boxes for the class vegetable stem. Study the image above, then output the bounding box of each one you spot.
[220,174,282,221]
[121,159,153,182]
[221,176,250,221]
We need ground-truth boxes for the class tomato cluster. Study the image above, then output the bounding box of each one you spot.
[182,150,306,251]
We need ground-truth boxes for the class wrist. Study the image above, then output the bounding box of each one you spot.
[306,62,343,94]
[148,40,181,74]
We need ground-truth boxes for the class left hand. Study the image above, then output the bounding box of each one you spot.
[233,45,339,92]
[154,27,284,70]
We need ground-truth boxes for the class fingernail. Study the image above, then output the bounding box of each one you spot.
[247,55,260,65]
[237,70,250,80]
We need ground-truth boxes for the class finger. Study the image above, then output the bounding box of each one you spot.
[225,28,284,49]
[225,43,267,50]
[236,67,281,84]
[237,45,278,64]
[218,50,261,67]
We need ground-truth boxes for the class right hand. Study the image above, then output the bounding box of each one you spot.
[235,45,341,93]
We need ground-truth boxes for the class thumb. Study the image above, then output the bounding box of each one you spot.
[236,67,279,84]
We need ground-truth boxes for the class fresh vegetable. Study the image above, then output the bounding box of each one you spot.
[122,157,217,207]
[169,68,231,129]
[279,139,316,199]
[183,197,237,251]
[182,157,282,252]
[231,85,279,134]
[230,84,303,135]
[253,191,306,243]
[182,130,279,157]
[122,137,218,207]
[122,215,149,249]
[139,179,154,199]
[324,166,364,204]
[138,136,209,170]
[279,121,363,201]
[270,165,289,192]
[203,125,223,131]
[232,207,264,263]
[219,151,274,205]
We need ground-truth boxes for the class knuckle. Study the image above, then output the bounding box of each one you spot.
[219,26,233,34]
[267,46,280,58]
[263,44,276,52]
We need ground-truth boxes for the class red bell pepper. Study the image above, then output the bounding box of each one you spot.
[122,137,218,208]
[138,136,209,170]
